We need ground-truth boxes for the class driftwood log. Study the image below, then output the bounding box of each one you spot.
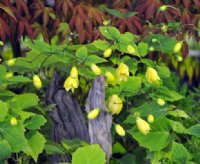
[46,72,112,163]
[46,71,90,163]
[85,75,112,162]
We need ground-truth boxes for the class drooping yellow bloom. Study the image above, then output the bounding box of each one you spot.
[7,59,16,66]
[136,117,151,135]
[157,98,165,106]
[33,75,42,90]
[70,66,78,78]
[115,124,126,137]
[64,76,79,93]
[116,63,129,82]
[145,67,160,84]
[91,64,101,75]
[0,41,4,46]
[103,48,112,58]
[10,117,18,126]
[147,114,154,123]
[173,41,183,54]
[105,71,115,83]
[127,45,136,54]
[87,108,100,120]
[108,94,123,115]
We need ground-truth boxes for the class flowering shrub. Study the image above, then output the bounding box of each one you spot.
[0,25,200,163]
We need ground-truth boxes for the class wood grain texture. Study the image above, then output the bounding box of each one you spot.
[85,75,113,162]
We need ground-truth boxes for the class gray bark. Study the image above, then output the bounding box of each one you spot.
[85,75,113,162]
[46,71,90,164]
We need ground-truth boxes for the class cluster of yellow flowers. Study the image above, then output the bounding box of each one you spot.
[64,66,79,93]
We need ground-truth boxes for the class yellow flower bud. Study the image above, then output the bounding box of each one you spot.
[10,117,18,126]
[5,72,13,78]
[161,24,168,33]
[0,41,4,46]
[64,76,79,93]
[127,45,135,54]
[33,75,42,90]
[108,94,123,115]
[103,48,112,58]
[116,63,129,82]
[87,108,100,120]
[7,59,16,66]
[147,114,154,123]
[91,64,101,75]
[149,46,154,52]
[159,5,168,12]
[105,71,115,82]
[157,98,165,106]
[115,124,126,136]
[145,67,160,84]
[136,117,151,135]
[173,41,183,54]
[70,66,78,78]
[103,20,110,26]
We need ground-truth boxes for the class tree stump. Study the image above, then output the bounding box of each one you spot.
[46,71,90,163]
[85,75,113,162]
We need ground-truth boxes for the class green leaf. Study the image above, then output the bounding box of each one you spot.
[76,46,88,62]
[99,26,120,40]
[143,34,177,54]
[169,120,186,133]
[186,124,200,137]
[168,109,189,119]
[26,131,46,162]
[72,144,106,164]
[8,93,39,111]
[112,142,127,154]
[45,140,65,155]
[105,8,124,18]
[156,86,184,102]
[0,122,28,152]
[171,142,191,163]
[129,127,170,151]
[120,154,136,164]
[86,55,107,64]
[124,12,137,17]
[25,115,47,130]
[92,40,110,50]
[0,140,12,160]
[0,100,8,122]
[5,75,32,84]
[61,138,88,153]
[120,76,142,97]
[138,42,148,57]
[156,65,171,78]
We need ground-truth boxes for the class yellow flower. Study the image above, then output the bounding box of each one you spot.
[108,94,123,115]
[7,59,16,66]
[136,117,151,135]
[64,76,79,93]
[127,45,136,54]
[147,114,154,123]
[0,41,4,46]
[87,108,100,120]
[70,66,78,78]
[91,64,101,75]
[159,5,168,12]
[145,67,160,84]
[5,72,13,78]
[33,75,42,90]
[116,63,129,82]
[157,98,165,106]
[115,124,126,136]
[173,41,183,54]
[105,71,115,83]
[103,48,112,58]
[10,117,18,126]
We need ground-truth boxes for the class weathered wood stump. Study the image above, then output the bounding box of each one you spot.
[46,71,90,163]
[85,75,112,162]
